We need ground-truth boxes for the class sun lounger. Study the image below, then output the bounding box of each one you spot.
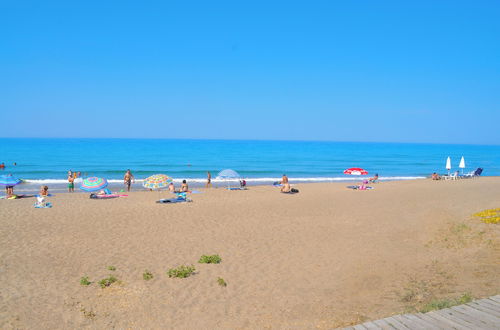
[463,167,483,178]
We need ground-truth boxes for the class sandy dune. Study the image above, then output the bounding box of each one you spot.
[1,178,499,329]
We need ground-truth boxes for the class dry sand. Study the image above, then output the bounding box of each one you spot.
[1,178,499,329]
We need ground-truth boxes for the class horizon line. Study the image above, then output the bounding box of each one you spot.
[0,136,499,147]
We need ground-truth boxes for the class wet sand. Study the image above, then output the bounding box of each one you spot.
[1,178,499,329]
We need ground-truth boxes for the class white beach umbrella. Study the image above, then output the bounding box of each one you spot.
[459,156,466,174]
[445,157,451,175]
[216,169,241,189]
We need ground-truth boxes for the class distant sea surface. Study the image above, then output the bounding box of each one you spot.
[1,139,499,192]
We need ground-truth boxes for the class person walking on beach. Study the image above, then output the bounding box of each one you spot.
[206,171,212,188]
[124,169,135,192]
[280,174,289,192]
[67,171,75,192]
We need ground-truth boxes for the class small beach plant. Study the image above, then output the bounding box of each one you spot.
[217,277,227,287]
[167,265,196,278]
[107,266,116,271]
[419,293,472,313]
[143,270,154,281]
[474,208,500,224]
[98,275,118,288]
[80,276,91,286]
[198,254,222,264]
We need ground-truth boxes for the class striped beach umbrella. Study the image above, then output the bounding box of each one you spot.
[80,177,108,192]
[344,168,368,175]
[0,174,22,186]
[143,174,172,190]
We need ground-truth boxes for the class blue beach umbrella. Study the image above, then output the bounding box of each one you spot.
[0,174,22,186]
[80,177,108,192]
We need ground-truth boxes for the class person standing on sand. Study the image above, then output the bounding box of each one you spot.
[280,174,289,192]
[67,171,75,192]
[124,169,135,192]
[206,171,212,188]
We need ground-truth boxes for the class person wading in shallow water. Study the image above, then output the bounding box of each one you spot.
[124,169,135,192]
[206,171,212,188]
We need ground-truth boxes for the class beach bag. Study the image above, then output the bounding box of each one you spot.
[291,188,299,193]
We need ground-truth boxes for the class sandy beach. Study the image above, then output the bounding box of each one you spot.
[0,178,499,329]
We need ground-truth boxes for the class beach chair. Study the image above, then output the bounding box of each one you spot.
[463,168,483,179]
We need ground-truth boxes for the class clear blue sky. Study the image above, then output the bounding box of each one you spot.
[1,1,499,144]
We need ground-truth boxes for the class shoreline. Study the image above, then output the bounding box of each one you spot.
[10,176,432,194]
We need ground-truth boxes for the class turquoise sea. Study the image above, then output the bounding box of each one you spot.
[0,138,499,192]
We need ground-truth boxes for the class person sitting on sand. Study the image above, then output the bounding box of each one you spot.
[431,172,441,180]
[180,180,189,192]
[67,171,75,193]
[5,185,14,197]
[39,185,49,197]
[359,180,369,190]
[240,179,246,188]
[280,174,289,192]
[281,182,291,193]
[369,173,379,183]
[168,182,175,192]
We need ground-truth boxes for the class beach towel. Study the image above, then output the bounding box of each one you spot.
[156,198,191,204]
[90,194,128,199]
[34,202,52,208]
[227,187,248,190]
[0,194,31,200]
[346,185,374,190]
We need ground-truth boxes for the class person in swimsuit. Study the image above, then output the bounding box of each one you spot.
[5,185,14,197]
[0,163,5,170]
[280,174,289,192]
[168,182,175,192]
[180,180,189,192]
[67,171,75,192]
[206,171,212,188]
[39,185,49,197]
[124,169,135,192]
[369,173,379,183]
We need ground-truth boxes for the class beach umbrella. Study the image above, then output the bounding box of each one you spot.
[459,156,466,174]
[143,174,172,190]
[216,169,241,188]
[80,176,108,192]
[446,157,451,175]
[0,174,22,186]
[343,168,368,175]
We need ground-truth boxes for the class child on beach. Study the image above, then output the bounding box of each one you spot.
[39,185,49,197]
[67,171,75,192]
[168,182,175,192]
